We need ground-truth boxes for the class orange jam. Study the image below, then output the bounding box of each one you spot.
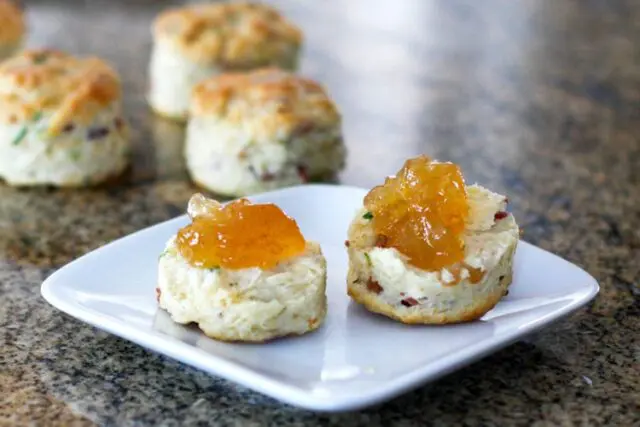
[176,198,306,270]
[364,155,469,271]
[444,262,484,286]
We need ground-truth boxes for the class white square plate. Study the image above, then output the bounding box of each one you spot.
[41,185,599,412]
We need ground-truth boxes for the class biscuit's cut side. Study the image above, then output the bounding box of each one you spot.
[185,68,345,196]
[0,0,25,60]
[346,185,519,324]
[157,238,327,342]
[0,50,130,186]
[148,2,302,121]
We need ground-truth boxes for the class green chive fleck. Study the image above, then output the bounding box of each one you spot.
[364,252,372,266]
[33,53,48,64]
[362,211,374,220]
[69,149,81,162]
[13,110,45,145]
[11,127,28,145]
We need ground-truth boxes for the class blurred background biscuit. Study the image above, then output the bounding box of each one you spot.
[185,68,346,196]
[0,49,130,186]
[148,1,302,121]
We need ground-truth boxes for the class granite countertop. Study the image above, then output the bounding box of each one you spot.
[1,0,639,425]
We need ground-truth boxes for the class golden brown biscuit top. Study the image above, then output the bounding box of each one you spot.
[191,68,340,136]
[153,2,301,66]
[0,0,25,45]
[0,49,122,135]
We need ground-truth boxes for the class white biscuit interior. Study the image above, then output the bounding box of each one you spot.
[0,103,129,186]
[185,117,345,196]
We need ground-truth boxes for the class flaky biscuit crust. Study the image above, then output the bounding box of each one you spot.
[0,49,121,135]
[153,2,301,66]
[190,68,339,137]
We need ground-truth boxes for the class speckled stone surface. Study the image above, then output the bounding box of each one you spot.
[1,0,639,425]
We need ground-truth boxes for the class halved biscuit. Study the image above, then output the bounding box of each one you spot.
[347,185,519,324]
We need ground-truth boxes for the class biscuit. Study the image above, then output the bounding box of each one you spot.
[346,185,519,324]
[185,68,345,196]
[157,193,327,342]
[148,2,302,121]
[0,49,129,186]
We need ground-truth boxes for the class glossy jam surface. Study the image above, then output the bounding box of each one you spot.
[176,198,305,270]
[364,155,469,271]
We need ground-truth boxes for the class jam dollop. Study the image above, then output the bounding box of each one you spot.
[364,155,469,271]
[176,195,305,270]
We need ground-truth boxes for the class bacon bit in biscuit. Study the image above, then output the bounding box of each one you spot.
[307,317,317,328]
[261,171,276,182]
[494,211,509,220]
[375,234,389,247]
[155,287,161,302]
[294,121,314,135]
[467,265,485,284]
[366,278,383,294]
[87,127,110,140]
[296,165,308,182]
[344,240,350,247]
[401,297,419,307]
